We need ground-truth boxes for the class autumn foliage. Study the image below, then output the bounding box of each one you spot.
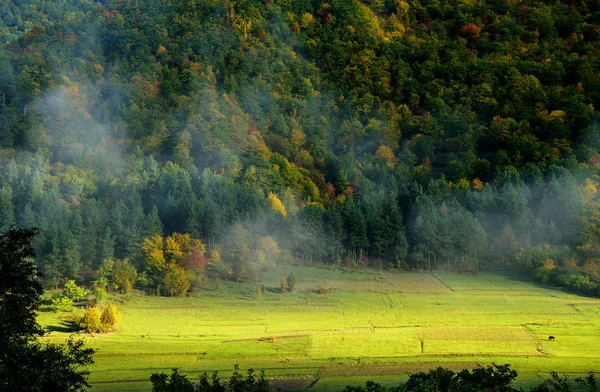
[459,23,481,39]
[142,233,207,296]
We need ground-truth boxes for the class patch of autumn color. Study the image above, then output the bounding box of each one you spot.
[301,13,314,28]
[482,10,489,24]
[93,63,104,76]
[544,259,556,270]
[268,192,287,218]
[326,183,336,199]
[471,178,484,191]
[585,178,597,196]
[582,259,599,279]
[459,23,481,39]
[181,248,207,273]
[142,234,167,271]
[588,156,600,167]
[258,236,280,259]
[455,178,470,191]
[291,129,306,149]
[145,81,160,98]
[564,256,578,269]
[552,147,561,158]
[143,233,207,275]
[157,44,167,55]
[375,145,397,168]
[345,184,354,197]
[190,62,201,75]
[165,234,185,261]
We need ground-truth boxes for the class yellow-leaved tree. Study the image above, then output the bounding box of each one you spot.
[268,192,287,218]
[142,233,206,296]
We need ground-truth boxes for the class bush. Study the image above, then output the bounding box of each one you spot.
[100,303,120,330]
[287,272,296,292]
[78,308,102,333]
[62,280,88,301]
[94,258,115,290]
[77,304,121,333]
[280,277,287,293]
[51,296,74,312]
[94,287,108,302]
[113,259,137,294]
[315,285,328,294]
[162,265,191,296]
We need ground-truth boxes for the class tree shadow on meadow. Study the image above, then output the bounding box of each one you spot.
[45,317,81,334]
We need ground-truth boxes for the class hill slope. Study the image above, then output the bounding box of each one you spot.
[1,0,600,293]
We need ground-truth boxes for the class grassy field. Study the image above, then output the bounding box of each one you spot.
[37,266,600,391]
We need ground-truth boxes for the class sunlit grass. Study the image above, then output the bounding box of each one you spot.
[38,266,600,391]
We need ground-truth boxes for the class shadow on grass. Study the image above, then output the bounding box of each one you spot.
[38,305,56,313]
[46,317,81,333]
[484,267,572,294]
[46,324,80,333]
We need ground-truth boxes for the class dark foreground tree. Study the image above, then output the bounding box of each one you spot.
[151,365,268,392]
[0,228,95,391]
[345,364,597,392]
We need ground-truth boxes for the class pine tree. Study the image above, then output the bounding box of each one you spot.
[0,186,16,232]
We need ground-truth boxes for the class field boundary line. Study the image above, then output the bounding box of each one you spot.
[431,274,455,292]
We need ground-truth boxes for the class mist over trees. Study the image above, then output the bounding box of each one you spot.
[1,0,600,295]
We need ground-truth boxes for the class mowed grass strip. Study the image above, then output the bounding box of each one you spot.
[420,326,533,341]
[385,273,453,294]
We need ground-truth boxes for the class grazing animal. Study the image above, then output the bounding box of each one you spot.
[548,336,555,341]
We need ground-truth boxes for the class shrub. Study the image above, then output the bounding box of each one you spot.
[315,285,328,294]
[62,280,88,301]
[94,287,107,302]
[287,272,296,292]
[280,277,287,293]
[94,258,114,289]
[78,308,102,333]
[51,296,73,312]
[162,265,191,296]
[113,259,137,294]
[100,303,120,330]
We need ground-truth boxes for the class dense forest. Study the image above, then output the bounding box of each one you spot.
[1,0,600,296]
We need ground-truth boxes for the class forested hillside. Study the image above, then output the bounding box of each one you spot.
[1,0,600,295]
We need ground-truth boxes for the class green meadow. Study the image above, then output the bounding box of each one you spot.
[37,266,600,391]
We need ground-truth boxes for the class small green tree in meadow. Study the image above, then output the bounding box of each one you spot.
[94,258,114,290]
[287,272,296,292]
[280,277,287,293]
[113,259,137,294]
[62,280,88,301]
[51,296,74,312]
[94,287,107,302]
